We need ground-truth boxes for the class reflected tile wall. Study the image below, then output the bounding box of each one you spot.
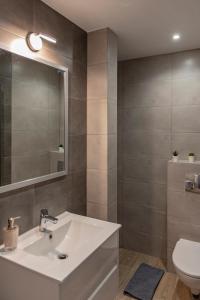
[11,55,63,182]
[0,51,12,185]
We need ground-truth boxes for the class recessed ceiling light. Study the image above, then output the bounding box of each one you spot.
[173,34,181,41]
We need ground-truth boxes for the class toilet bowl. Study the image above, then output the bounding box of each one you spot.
[173,239,200,297]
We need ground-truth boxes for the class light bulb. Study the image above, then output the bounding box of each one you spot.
[173,34,181,41]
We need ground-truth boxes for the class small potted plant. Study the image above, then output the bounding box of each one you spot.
[188,152,195,163]
[58,144,64,152]
[172,151,179,162]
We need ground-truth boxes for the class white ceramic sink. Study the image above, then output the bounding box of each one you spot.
[24,219,102,259]
[0,211,121,300]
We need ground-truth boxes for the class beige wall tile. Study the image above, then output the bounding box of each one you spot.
[87,29,108,66]
[87,100,108,134]
[87,134,108,170]
[87,169,108,205]
[87,63,107,100]
[87,29,117,222]
[87,202,107,221]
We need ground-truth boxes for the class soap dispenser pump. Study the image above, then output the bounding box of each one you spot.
[3,216,21,251]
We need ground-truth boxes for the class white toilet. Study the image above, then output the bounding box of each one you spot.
[173,239,200,297]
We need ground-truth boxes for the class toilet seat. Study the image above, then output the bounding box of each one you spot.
[173,239,200,279]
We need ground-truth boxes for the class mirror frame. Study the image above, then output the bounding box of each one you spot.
[0,43,68,193]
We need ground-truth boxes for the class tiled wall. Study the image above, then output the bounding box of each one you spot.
[87,29,117,222]
[167,161,200,271]
[0,0,87,243]
[118,49,200,260]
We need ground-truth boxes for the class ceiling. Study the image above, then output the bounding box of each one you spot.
[42,0,200,60]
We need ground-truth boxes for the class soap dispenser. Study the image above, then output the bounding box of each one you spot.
[3,216,21,251]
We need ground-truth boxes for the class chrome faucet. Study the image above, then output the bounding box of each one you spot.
[39,208,58,232]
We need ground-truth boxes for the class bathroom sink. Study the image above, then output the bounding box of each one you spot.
[24,220,102,259]
[0,211,121,300]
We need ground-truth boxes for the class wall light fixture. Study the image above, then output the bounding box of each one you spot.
[26,32,57,52]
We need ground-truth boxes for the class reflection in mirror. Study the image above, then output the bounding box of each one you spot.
[0,49,66,187]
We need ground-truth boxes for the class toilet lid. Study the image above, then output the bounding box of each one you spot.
[173,239,200,278]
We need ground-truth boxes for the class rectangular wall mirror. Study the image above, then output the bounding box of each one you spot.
[0,48,68,193]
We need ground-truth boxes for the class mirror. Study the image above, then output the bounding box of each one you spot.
[0,48,68,192]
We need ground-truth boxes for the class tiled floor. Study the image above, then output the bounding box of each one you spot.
[116,248,192,300]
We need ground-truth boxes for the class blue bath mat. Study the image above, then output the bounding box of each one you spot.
[124,263,165,300]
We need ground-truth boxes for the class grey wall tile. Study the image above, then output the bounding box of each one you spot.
[167,218,200,249]
[172,105,200,133]
[123,130,171,159]
[172,50,200,80]
[72,25,87,65]
[69,135,86,173]
[168,189,200,225]
[108,102,117,134]
[172,78,200,106]
[108,30,118,68]
[123,106,171,131]
[117,180,123,223]
[69,99,86,135]
[70,74,86,100]
[123,81,172,108]
[68,171,86,214]
[0,130,11,157]
[0,0,34,36]
[134,54,172,84]
[108,65,117,101]
[123,203,166,239]
[0,104,11,131]
[0,52,12,78]
[123,179,166,212]
[108,134,117,169]
[123,229,166,259]
[167,246,175,273]
[108,168,117,205]
[124,156,167,184]
[108,201,117,223]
